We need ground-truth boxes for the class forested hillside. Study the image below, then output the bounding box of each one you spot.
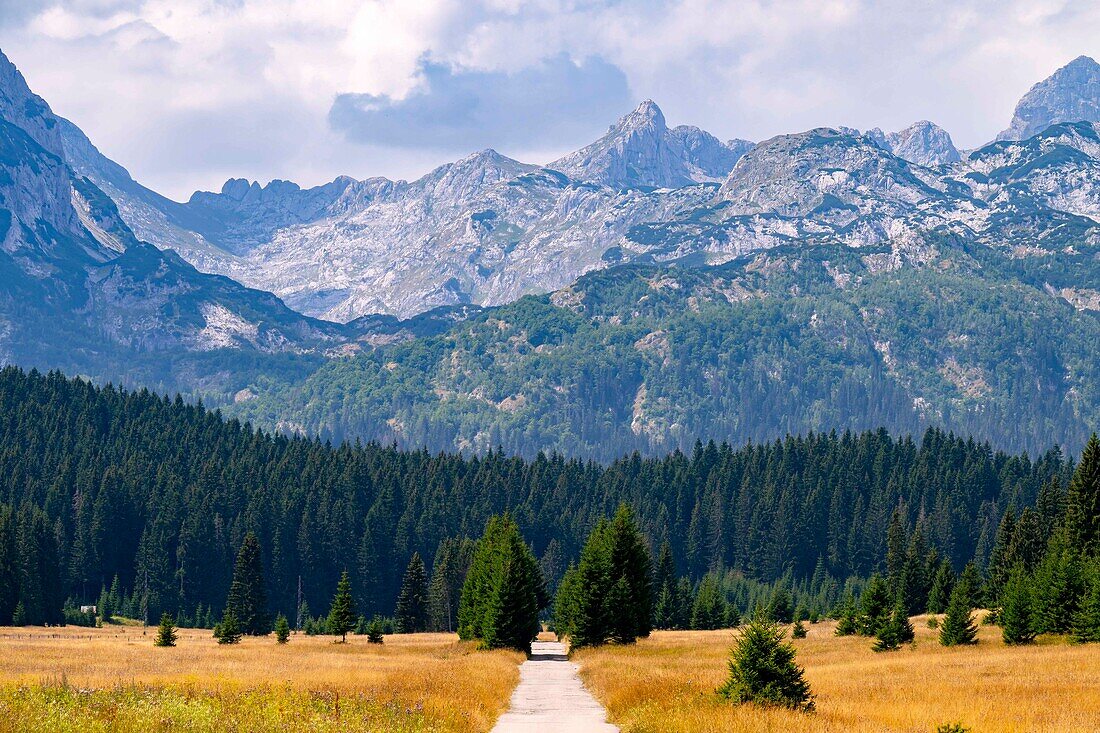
[238,238,1100,459]
[0,368,1069,626]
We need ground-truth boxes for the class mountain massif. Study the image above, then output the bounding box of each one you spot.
[3,48,1100,456]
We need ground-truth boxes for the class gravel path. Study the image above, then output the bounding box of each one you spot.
[490,640,619,732]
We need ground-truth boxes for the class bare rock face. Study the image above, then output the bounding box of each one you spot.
[997,56,1100,141]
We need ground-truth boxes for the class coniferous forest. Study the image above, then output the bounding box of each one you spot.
[0,366,1079,630]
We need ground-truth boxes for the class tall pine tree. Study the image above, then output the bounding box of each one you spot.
[225,532,271,635]
[327,570,357,643]
[395,553,429,634]
[1065,434,1100,557]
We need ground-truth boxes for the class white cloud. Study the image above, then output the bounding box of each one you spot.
[0,0,1098,200]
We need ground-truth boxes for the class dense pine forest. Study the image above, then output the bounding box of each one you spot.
[0,367,1073,628]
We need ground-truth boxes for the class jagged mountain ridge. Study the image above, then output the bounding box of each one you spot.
[59,57,1097,322]
[8,49,1100,330]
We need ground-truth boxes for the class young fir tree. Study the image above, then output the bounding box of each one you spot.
[274,613,290,644]
[154,612,177,647]
[225,532,271,635]
[718,617,814,711]
[1000,566,1036,645]
[858,574,892,636]
[691,573,728,631]
[958,561,985,610]
[652,541,677,629]
[327,570,357,643]
[939,581,978,646]
[1065,434,1100,556]
[1031,538,1085,634]
[791,619,808,639]
[1071,569,1100,644]
[366,616,385,644]
[872,603,914,652]
[553,563,581,639]
[834,593,858,636]
[215,608,242,644]
[96,584,113,626]
[927,559,955,614]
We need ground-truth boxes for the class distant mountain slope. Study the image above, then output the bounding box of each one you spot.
[0,48,357,395]
[998,55,1100,141]
[234,237,1100,459]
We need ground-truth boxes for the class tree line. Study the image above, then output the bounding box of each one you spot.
[0,367,1077,628]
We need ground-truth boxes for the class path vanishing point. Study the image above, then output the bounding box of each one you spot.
[490,640,619,732]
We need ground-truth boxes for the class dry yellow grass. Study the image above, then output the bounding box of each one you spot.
[0,625,523,732]
[575,617,1100,733]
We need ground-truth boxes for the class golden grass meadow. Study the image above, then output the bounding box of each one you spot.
[574,616,1100,733]
[0,625,522,732]
[3,618,1100,732]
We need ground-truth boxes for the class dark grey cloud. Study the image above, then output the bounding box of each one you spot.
[328,53,632,151]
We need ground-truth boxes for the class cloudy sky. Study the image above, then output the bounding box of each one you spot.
[1,0,1097,200]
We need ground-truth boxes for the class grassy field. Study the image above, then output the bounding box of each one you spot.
[0,625,523,733]
[574,616,1100,733]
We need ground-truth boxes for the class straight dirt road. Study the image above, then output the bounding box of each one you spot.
[490,640,618,732]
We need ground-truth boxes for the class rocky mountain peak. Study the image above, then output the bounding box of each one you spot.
[549,100,749,188]
[0,48,64,157]
[997,55,1100,141]
[868,120,960,166]
[619,99,666,132]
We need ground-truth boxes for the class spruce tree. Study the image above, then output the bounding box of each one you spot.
[691,574,728,630]
[986,509,1017,603]
[1065,434,1100,556]
[225,532,271,635]
[215,608,242,644]
[274,613,290,644]
[362,616,382,643]
[958,561,985,610]
[653,541,676,629]
[327,570,357,643]
[940,581,978,646]
[395,553,429,634]
[96,584,112,626]
[834,592,857,636]
[718,617,814,711]
[154,612,177,647]
[1031,539,1085,634]
[606,504,654,642]
[553,564,581,639]
[0,507,16,626]
[1071,570,1100,644]
[858,575,891,636]
[927,559,955,614]
[566,520,613,647]
[791,619,807,639]
[458,514,543,652]
[1000,566,1036,645]
[872,603,913,652]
